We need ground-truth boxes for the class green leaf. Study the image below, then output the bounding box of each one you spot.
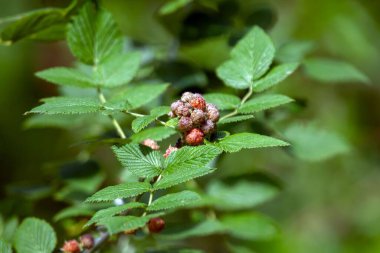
[0,239,12,253]
[131,106,171,133]
[94,52,141,87]
[0,8,66,44]
[159,0,193,15]
[53,206,95,222]
[67,3,123,65]
[218,115,254,125]
[131,126,177,143]
[252,63,299,92]
[85,202,146,227]
[303,58,369,84]
[283,123,350,161]
[98,212,164,235]
[159,219,226,240]
[27,97,102,115]
[14,217,56,253]
[221,212,278,240]
[154,146,222,190]
[213,133,289,153]
[85,182,151,202]
[206,181,279,210]
[36,67,95,88]
[1,217,18,242]
[238,94,293,114]
[112,144,164,178]
[147,190,201,211]
[217,27,275,89]
[275,40,315,63]
[203,93,241,110]
[110,83,169,110]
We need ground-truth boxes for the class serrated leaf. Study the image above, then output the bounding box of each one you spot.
[206,180,279,210]
[0,8,66,44]
[221,212,278,240]
[36,67,95,88]
[159,219,226,240]
[98,212,164,235]
[218,115,254,125]
[150,106,171,117]
[275,40,315,63]
[67,3,123,65]
[253,63,299,92]
[94,52,141,87]
[14,217,56,253]
[85,202,146,227]
[238,94,293,114]
[110,83,169,110]
[165,117,179,128]
[131,107,171,133]
[217,27,275,89]
[147,191,201,211]
[154,146,222,190]
[283,123,350,161]
[112,144,164,178]
[0,239,12,253]
[303,58,369,84]
[203,93,241,110]
[53,206,95,222]
[131,126,177,143]
[85,182,151,202]
[213,133,289,153]
[27,97,102,114]
[159,0,193,15]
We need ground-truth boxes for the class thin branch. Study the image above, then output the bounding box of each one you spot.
[219,86,253,122]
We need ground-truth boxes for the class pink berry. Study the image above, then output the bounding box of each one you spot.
[80,234,94,249]
[141,139,160,150]
[61,240,80,253]
[163,145,178,158]
[185,128,204,146]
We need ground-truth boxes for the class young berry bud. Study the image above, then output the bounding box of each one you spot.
[61,240,80,253]
[181,92,194,103]
[185,128,204,146]
[163,145,178,158]
[190,109,206,126]
[170,100,183,116]
[141,139,160,150]
[190,93,206,110]
[206,103,219,122]
[148,218,165,233]
[168,111,174,118]
[178,116,193,132]
[201,119,216,135]
[80,234,94,249]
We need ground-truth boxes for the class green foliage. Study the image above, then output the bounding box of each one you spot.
[27,97,102,114]
[14,218,56,253]
[147,191,201,211]
[218,115,254,125]
[213,133,289,153]
[303,58,369,84]
[112,144,164,178]
[203,93,241,110]
[53,205,95,222]
[85,182,152,202]
[130,126,177,143]
[132,106,171,133]
[283,123,350,161]
[0,239,12,253]
[217,27,275,89]
[159,0,193,15]
[36,67,96,88]
[238,94,294,114]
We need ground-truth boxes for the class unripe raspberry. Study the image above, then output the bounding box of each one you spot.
[190,109,206,126]
[163,145,178,158]
[61,240,80,253]
[178,116,193,132]
[170,100,183,116]
[201,119,216,134]
[206,103,219,122]
[181,92,194,103]
[141,139,160,150]
[80,234,94,249]
[190,93,206,110]
[185,128,204,146]
[148,218,165,233]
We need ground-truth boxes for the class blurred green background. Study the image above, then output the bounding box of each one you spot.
[0,0,380,252]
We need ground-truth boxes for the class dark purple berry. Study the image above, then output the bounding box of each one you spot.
[178,116,193,132]
[201,119,216,134]
[190,109,206,126]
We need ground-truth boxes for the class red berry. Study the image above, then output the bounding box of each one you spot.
[163,145,178,158]
[80,234,94,249]
[185,128,204,146]
[141,139,160,150]
[206,103,219,122]
[201,119,216,134]
[190,93,206,110]
[61,240,80,253]
[148,218,165,233]
[178,116,193,132]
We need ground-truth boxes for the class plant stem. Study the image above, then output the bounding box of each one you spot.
[219,86,253,122]
[142,175,162,217]
[97,88,127,139]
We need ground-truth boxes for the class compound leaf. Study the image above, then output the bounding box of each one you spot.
[36,67,95,88]
[27,97,102,114]
[238,94,293,114]
[85,182,151,202]
[203,93,240,110]
[147,190,201,211]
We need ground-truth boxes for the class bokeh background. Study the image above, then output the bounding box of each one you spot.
[0,0,380,252]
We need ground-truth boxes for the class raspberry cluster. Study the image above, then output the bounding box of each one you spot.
[170,92,219,146]
[61,234,94,253]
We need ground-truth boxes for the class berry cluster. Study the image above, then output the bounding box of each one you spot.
[170,92,219,146]
[61,234,94,253]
